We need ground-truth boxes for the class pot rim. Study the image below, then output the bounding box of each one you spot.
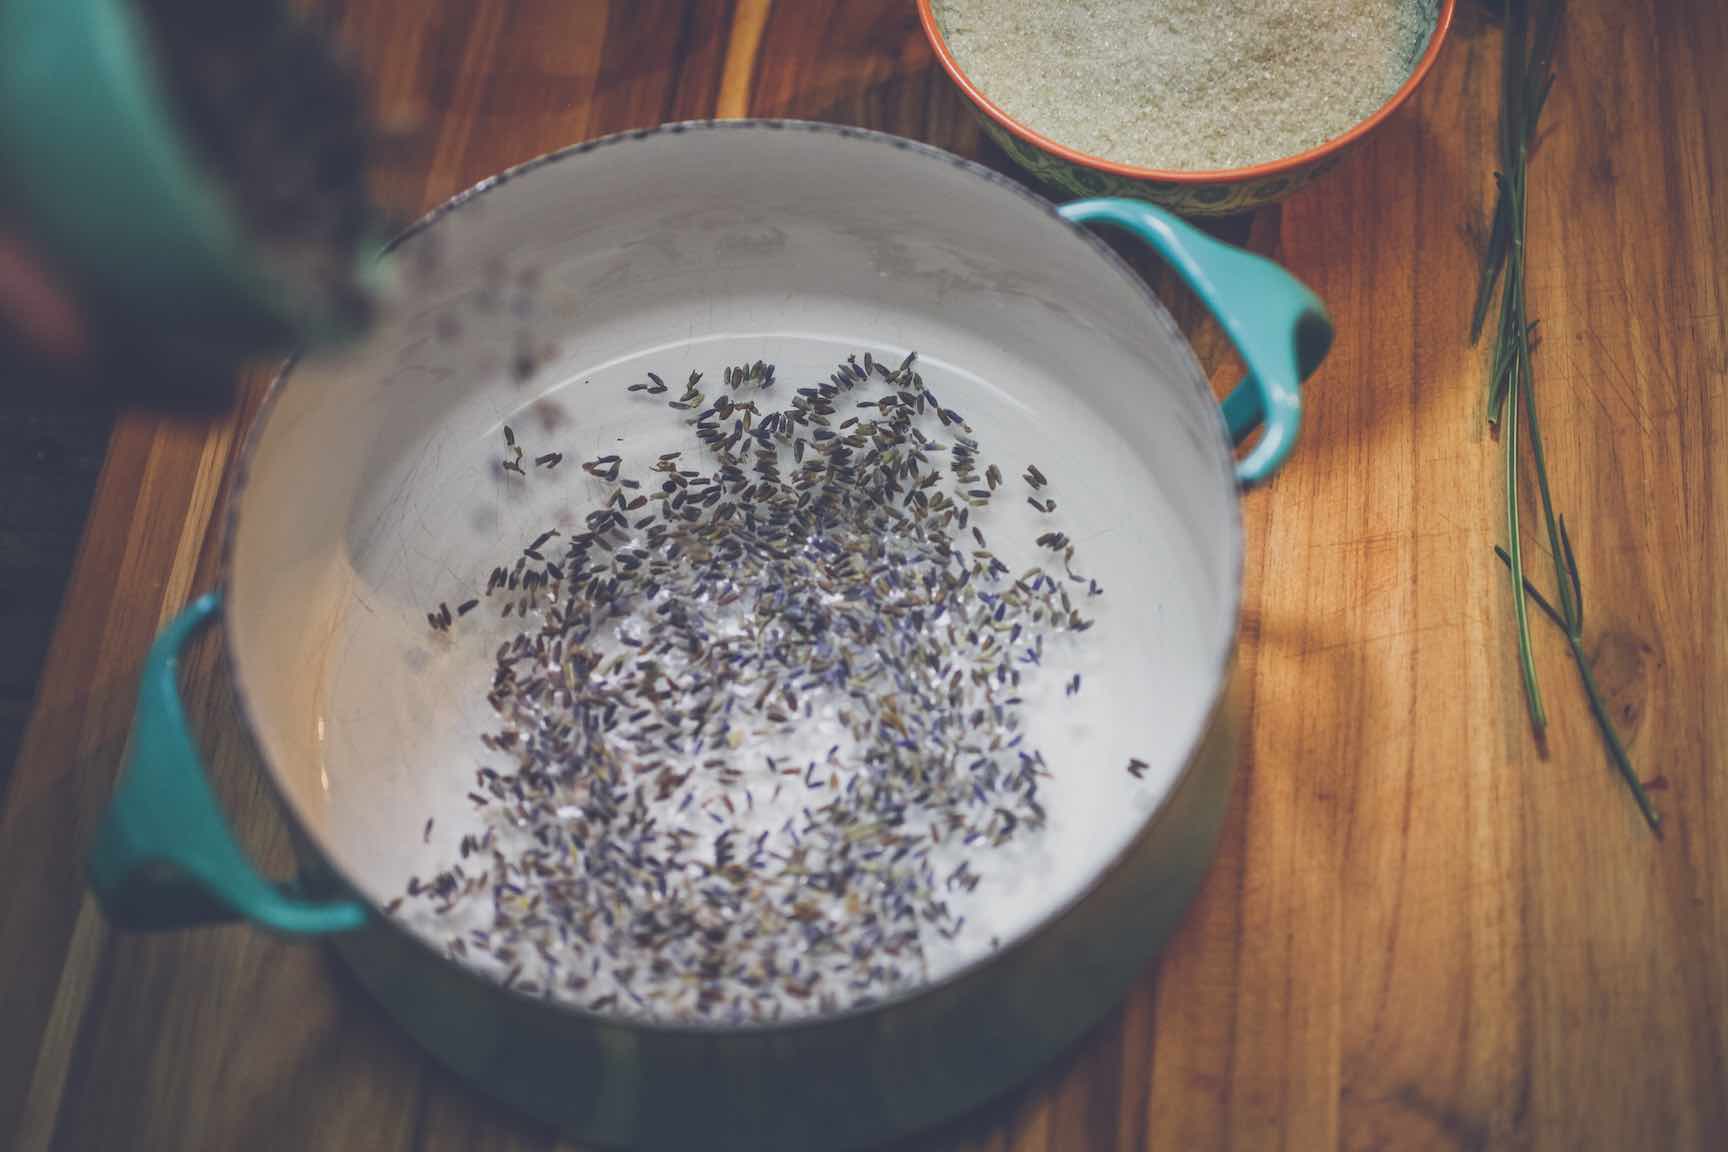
[915,0,1457,185]
[220,117,1245,1037]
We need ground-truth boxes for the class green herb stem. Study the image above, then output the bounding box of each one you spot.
[1474,0,1657,831]
[1491,546,1661,834]
[1503,332,1546,733]
[1569,634,1662,832]
[1520,328,1578,631]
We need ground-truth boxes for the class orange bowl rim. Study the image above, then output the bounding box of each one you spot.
[915,0,1457,185]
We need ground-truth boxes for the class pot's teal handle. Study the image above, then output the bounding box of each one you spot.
[87,592,368,934]
[1058,198,1332,487]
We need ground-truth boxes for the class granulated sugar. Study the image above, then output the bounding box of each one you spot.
[934,0,1431,172]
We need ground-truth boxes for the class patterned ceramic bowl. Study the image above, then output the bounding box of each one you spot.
[917,0,1454,217]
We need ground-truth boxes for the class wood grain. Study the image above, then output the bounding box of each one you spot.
[2,2,1723,1149]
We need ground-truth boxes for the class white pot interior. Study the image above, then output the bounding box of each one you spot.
[227,123,1240,1003]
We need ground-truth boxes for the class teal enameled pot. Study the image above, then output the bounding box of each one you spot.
[88,122,1329,1150]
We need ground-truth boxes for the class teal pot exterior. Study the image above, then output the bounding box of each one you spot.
[85,122,1331,1149]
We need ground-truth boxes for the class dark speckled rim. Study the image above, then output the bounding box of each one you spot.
[218,118,1245,1037]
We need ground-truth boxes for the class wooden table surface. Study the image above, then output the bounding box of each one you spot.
[3,2,1723,1149]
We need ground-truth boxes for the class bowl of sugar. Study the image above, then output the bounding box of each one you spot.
[921,0,1455,215]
